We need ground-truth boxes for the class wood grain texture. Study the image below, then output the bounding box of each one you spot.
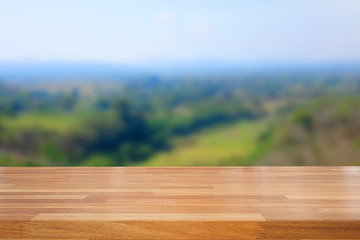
[0,167,360,239]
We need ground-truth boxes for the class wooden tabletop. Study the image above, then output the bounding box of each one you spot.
[1,167,360,239]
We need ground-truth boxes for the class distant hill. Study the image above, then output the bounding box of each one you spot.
[0,61,360,83]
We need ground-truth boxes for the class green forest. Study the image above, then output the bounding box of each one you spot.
[0,67,360,166]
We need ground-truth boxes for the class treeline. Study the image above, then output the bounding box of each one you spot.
[0,77,262,166]
[255,96,360,166]
[0,99,159,166]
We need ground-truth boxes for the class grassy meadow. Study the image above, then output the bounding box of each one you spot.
[142,120,270,166]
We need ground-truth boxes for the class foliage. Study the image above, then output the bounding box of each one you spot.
[0,71,359,166]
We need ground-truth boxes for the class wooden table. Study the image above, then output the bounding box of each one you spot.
[0,167,359,239]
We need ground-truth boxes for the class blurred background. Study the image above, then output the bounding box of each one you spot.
[0,0,360,166]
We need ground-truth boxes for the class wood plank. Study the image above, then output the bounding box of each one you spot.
[0,167,359,239]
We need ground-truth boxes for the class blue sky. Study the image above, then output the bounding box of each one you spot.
[0,0,359,63]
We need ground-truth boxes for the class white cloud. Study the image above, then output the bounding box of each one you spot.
[0,26,8,37]
[158,28,172,41]
[196,20,210,36]
[156,10,174,42]
[156,10,172,24]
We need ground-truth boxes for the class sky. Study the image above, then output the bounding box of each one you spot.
[0,0,360,63]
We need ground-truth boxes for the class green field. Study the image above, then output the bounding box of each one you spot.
[0,113,81,134]
[141,119,270,166]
